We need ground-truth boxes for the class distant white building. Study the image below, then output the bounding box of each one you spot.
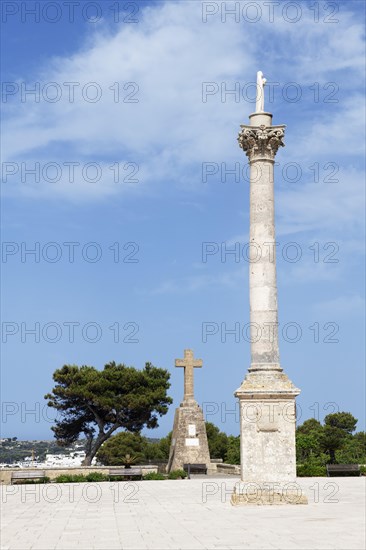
[44,451,85,467]
[0,451,96,469]
[43,451,97,467]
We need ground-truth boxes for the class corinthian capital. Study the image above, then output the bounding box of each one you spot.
[238,124,286,161]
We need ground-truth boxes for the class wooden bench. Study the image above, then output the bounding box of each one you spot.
[326,464,361,477]
[108,468,142,480]
[11,470,47,484]
[183,463,207,478]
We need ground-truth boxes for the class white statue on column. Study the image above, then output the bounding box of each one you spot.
[255,71,267,113]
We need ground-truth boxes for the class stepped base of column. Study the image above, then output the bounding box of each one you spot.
[231,483,308,506]
[235,367,300,399]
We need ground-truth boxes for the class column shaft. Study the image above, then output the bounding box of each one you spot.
[249,157,280,370]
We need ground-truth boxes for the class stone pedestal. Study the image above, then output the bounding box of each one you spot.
[167,350,210,472]
[233,109,307,505]
[167,400,210,472]
[234,375,302,489]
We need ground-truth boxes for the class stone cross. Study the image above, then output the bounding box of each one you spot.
[175,349,203,402]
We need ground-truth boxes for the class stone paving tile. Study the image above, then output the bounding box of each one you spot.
[1,477,365,550]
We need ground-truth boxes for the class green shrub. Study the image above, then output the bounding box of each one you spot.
[54,473,109,483]
[168,469,187,480]
[360,465,366,476]
[54,474,87,483]
[143,472,166,480]
[16,477,50,484]
[107,475,135,481]
[85,472,109,482]
[297,463,327,477]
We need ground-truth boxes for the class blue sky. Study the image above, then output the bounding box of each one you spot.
[1,0,365,440]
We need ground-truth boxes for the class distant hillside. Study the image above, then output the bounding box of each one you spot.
[0,439,86,464]
[0,436,162,464]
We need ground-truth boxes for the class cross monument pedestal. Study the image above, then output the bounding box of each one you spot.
[167,349,210,473]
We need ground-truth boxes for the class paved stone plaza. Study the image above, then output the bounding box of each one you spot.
[1,477,364,549]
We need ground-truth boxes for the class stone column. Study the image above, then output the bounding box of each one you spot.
[232,111,307,505]
[241,112,284,372]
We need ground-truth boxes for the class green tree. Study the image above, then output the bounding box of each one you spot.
[157,432,172,459]
[205,422,229,460]
[296,412,363,464]
[97,432,146,465]
[225,435,240,465]
[296,418,323,436]
[324,412,357,434]
[321,413,358,464]
[320,425,346,463]
[296,418,324,462]
[142,441,164,461]
[143,432,172,461]
[296,433,321,462]
[45,362,172,465]
[97,431,172,465]
[335,432,366,464]
[353,431,366,454]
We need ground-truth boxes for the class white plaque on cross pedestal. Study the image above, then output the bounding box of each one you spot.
[185,438,199,447]
[188,424,196,436]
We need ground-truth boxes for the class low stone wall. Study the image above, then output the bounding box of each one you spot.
[0,465,158,485]
[0,463,240,484]
[216,463,240,475]
[207,459,223,474]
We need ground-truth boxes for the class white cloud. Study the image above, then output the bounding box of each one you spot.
[284,98,366,161]
[2,0,365,214]
[280,257,342,285]
[148,265,247,295]
[2,3,252,162]
[311,294,365,318]
[276,167,365,237]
